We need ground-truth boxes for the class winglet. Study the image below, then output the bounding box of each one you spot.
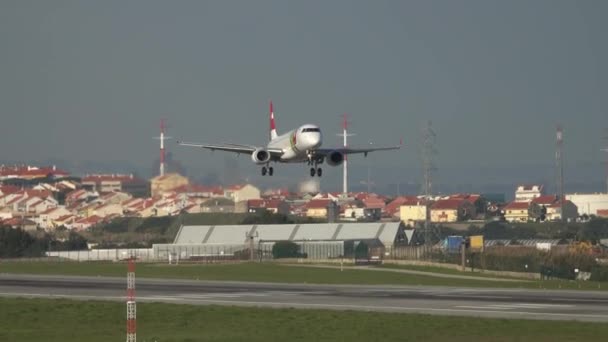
[269,100,278,140]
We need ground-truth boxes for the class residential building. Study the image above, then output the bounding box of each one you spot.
[0,165,69,180]
[82,174,149,197]
[224,184,261,203]
[150,173,189,197]
[399,199,428,226]
[305,199,334,219]
[566,193,608,216]
[238,199,290,215]
[385,196,419,219]
[172,184,224,199]
[93,203,124,218]
[430,199,475,223]
[531,195,578,221]
[200,198,235,213]
[504,201,530,222]
[343,202,365,221]
[38,207,72,230]
[1,217,37,231]
[515,185,544,202]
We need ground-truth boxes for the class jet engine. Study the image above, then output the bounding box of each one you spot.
[326,150,344,166]
[251,148,271,164]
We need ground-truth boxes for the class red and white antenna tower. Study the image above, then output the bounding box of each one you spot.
[337,113,355,196]
[556,124,565,221]
[154,119,172,177]
[126,257,136,342]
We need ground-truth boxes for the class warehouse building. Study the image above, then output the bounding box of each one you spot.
[153,222,414,260]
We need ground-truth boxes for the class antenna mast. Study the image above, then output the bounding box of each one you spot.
[556,124,564,221]
[423,121,437,245]
[154,119,172,177]
[337,113,355,196]
[603,128,608,194]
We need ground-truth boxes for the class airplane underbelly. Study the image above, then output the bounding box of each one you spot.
[280,148,305,162]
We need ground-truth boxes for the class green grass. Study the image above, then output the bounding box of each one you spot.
[378,263,526,279]
[0,297,606,342]
[1,261,606,290]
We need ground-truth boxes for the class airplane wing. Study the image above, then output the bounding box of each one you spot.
[177,141,283,156]
[316,140,403,157]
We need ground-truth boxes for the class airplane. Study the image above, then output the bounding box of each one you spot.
[177,101,402,177]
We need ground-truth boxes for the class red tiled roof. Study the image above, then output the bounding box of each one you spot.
[548,200,575,208]
[450,193,481,204]
[532,195,559,205]
[431,199,466,210]
[225,184,246,191]
[0,166,69,178]
[27,200,44,208]
[55,215,75,222]
[305,199,333,209]
[40,207,61,215]
[6,195,25,205]
[24,189,52,199]
[75,215,103,224]
[2,217,37,226]
[66,189,87,199]
[597,209,608,218]
[0,185,20,194]
[362,197,386,209]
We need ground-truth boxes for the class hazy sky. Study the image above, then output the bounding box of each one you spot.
[1,1,607,192]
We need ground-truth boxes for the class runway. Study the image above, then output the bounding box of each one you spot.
[2,274,608,322]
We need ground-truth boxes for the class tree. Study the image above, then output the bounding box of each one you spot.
[0,226,47,258]
[272,241,301,258]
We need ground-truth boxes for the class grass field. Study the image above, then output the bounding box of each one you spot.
[378,263,526,279]
[1,297,606,342]
[1,261,606,290]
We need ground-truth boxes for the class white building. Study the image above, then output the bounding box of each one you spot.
[515,185,544,202]
[566,193,608,216]
[223,184,261,203]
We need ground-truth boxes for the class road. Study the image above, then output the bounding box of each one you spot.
[1,274,608,322]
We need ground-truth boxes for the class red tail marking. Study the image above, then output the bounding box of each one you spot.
[270,100,276,130]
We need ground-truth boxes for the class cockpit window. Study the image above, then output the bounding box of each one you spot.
[302,128,320,132]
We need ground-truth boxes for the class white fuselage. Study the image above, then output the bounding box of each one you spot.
[268,124,322,162]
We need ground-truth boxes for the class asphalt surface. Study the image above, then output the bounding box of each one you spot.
[2,274,608,322]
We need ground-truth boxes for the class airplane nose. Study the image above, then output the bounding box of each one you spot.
[312,133,322,148]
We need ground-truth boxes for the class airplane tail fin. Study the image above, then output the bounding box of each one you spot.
[269,100,278,140]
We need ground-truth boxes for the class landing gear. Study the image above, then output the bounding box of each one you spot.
[262,166,274,176]
[309,167,322,177]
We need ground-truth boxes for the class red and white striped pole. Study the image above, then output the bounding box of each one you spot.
[126,257,136,342]
[160,119,166,177]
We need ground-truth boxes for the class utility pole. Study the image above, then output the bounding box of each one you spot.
[603,128,608,194]
[154,119,171,177]
[422,121,437,246]
[556,125,564,221]
[337,114,355,196]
